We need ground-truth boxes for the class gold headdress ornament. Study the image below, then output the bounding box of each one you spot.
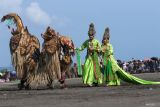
[88,23,96,36]
[102,27,110,44]
[103,27,110,40]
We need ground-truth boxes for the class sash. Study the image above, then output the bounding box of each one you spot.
[75,49,82,76]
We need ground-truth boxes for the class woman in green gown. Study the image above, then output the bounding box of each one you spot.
[76,23,103,86]
[101,27,160,86]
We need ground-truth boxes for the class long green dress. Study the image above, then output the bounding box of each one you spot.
[77,39,103,86]
[102,43,160,85]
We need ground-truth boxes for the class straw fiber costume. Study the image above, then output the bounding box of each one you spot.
[59,34,75,88]
[2,13,75,89]
[1,13,40,89]
[26,26,61,89]
[27,27,75,89]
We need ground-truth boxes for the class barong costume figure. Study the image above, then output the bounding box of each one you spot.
[101,27,160,86]
[27,27,75,89]
[27,26,62,89]
[77,23,103,86]
[1,13,72,89]
[41,27,61,88]
[1,13,40,89]
[59,34,75,88]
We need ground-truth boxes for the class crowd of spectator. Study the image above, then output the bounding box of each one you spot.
[67,57,160,78]
[117,57,160,74]
[0,70,17,82]
[1,57,160,81]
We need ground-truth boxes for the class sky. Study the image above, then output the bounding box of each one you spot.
[0,0,160,67]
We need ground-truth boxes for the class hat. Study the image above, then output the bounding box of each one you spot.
[103,27,110,40]
[88,23,96,36]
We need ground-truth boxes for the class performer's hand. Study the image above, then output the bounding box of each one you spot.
[75,48,79,51]
[89,47,94,51]
[101,47,107,53]
[96,49,101,52]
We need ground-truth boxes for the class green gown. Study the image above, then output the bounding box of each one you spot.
[77,39,103,86]
[102,43,160,85]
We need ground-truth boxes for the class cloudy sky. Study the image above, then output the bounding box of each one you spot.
[0,0,160,67]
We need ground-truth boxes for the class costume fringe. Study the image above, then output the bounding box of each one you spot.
[26,51,61,89]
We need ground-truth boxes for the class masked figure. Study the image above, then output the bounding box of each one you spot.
[1,13,40,89]
[76,23,103,86]
[101,27,160,86]
[59,35,75,88]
